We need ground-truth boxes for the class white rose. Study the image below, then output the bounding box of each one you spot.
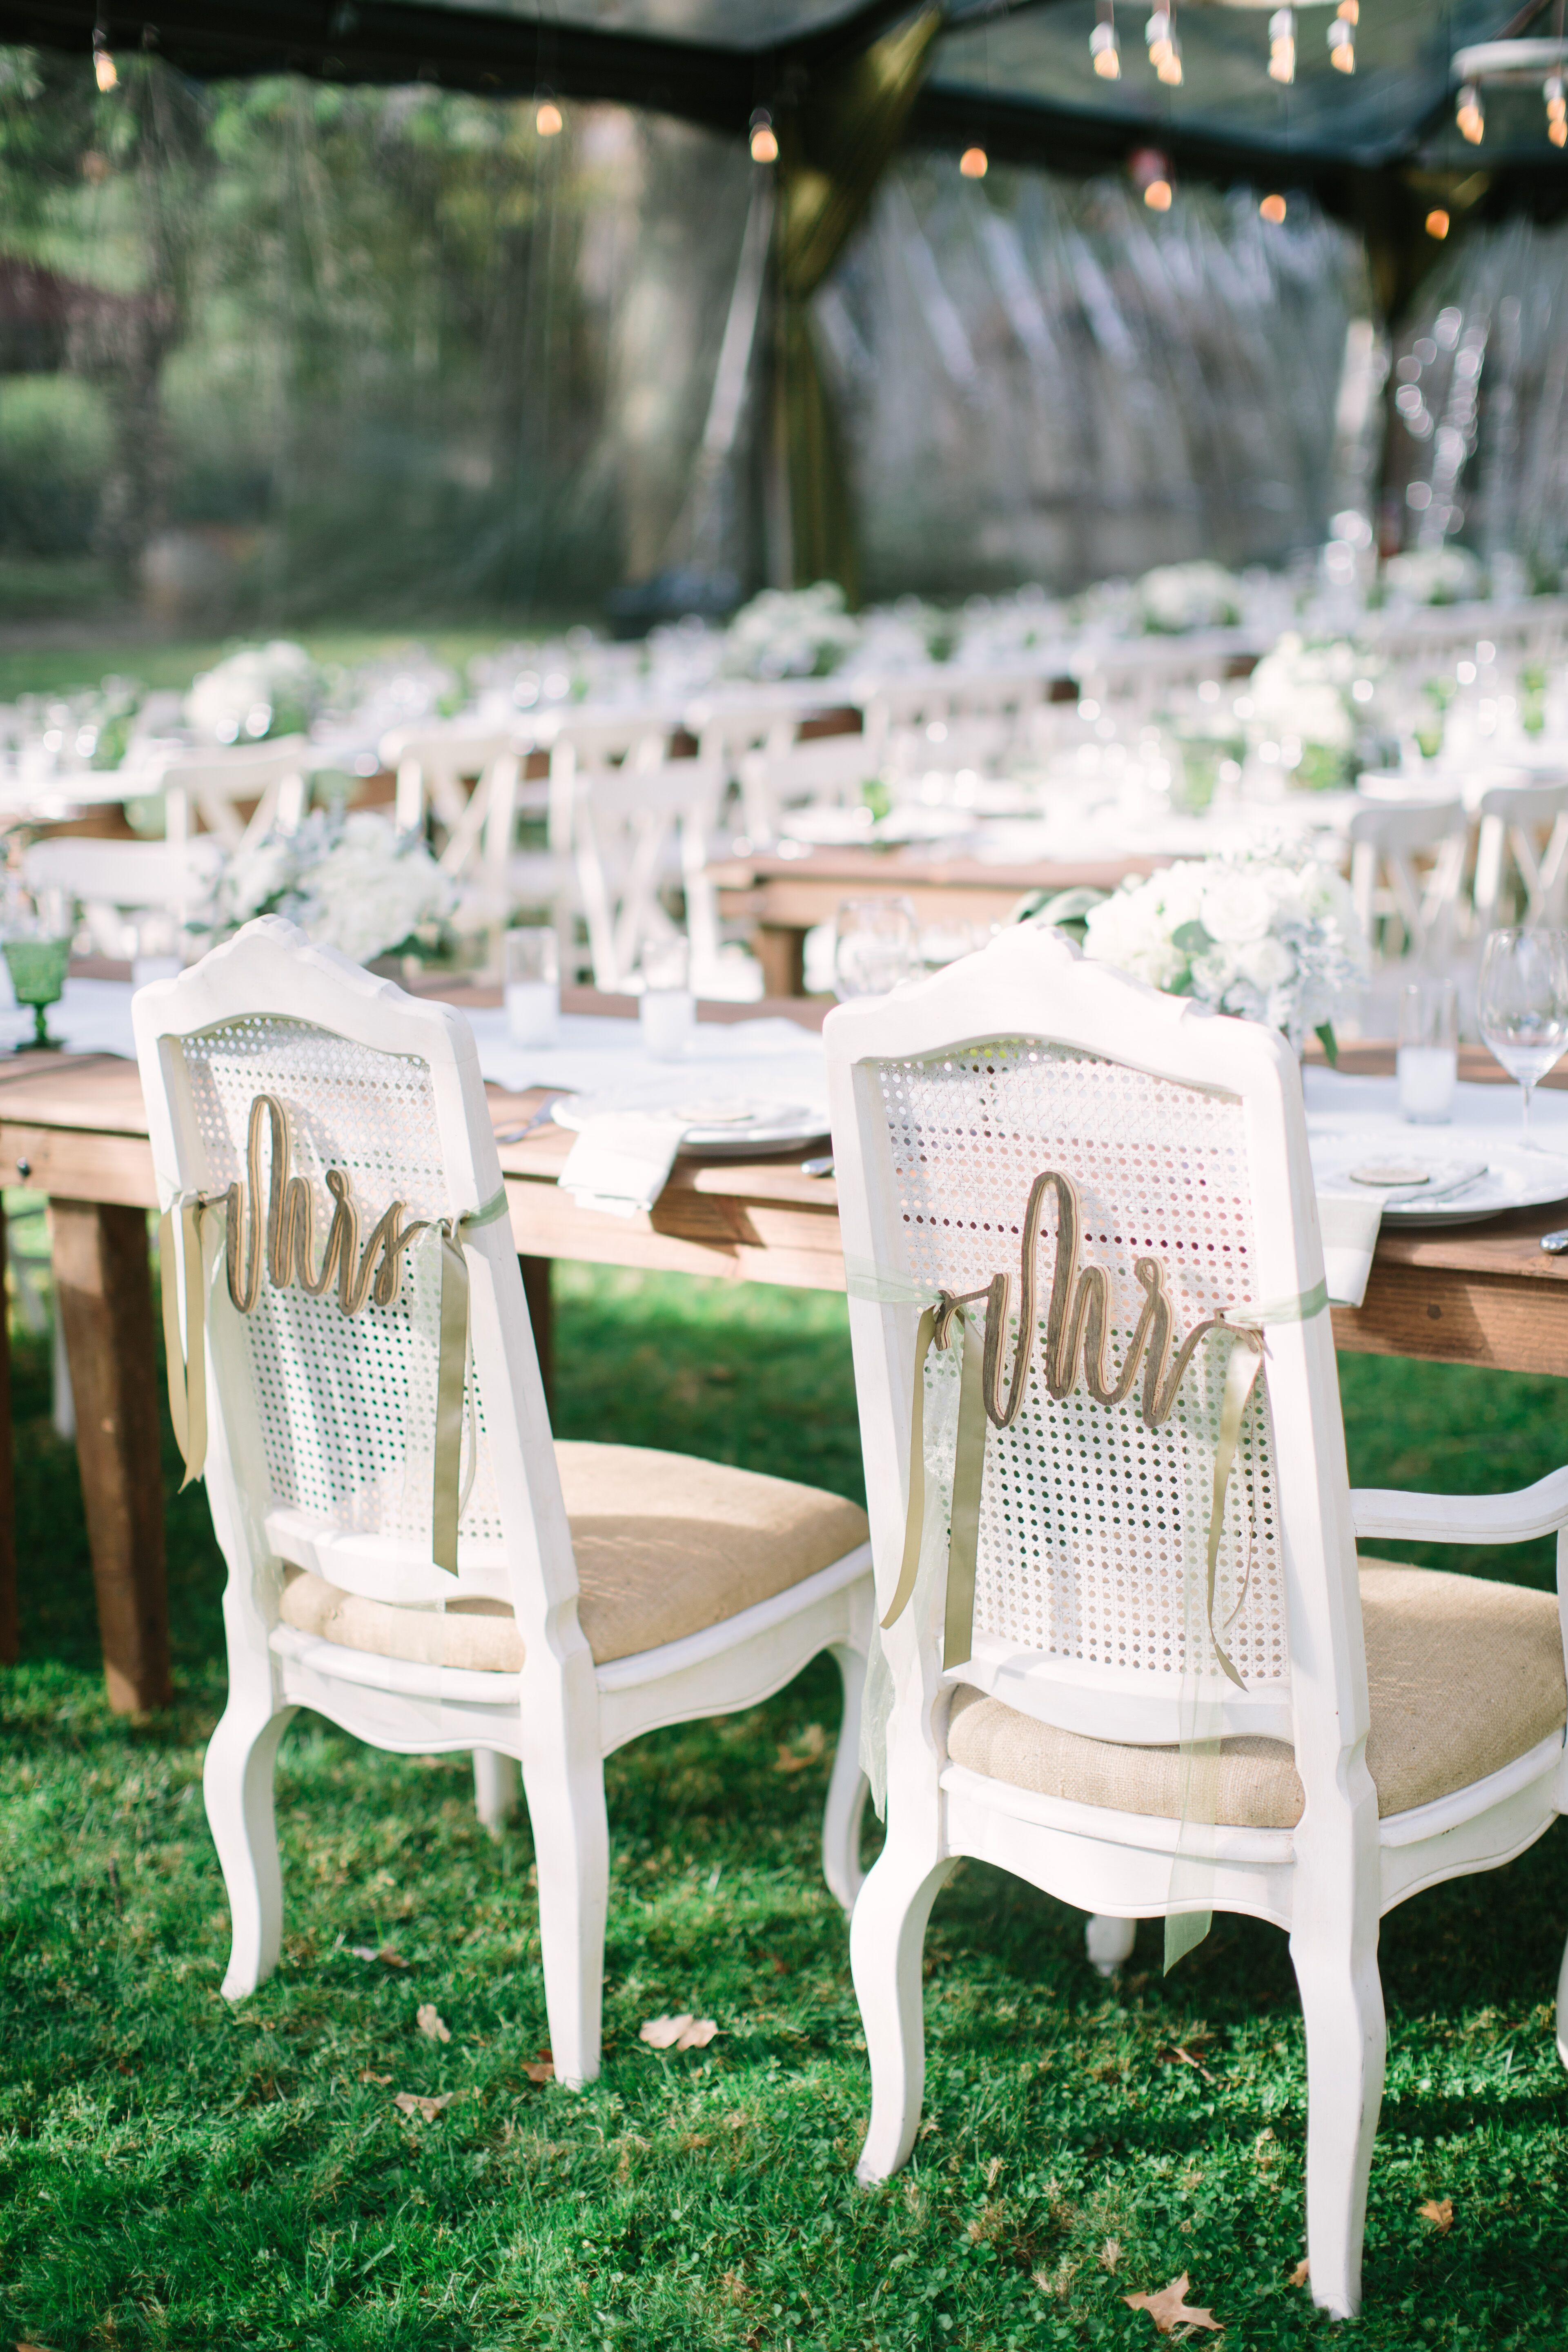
[1198,871,1273,946]
[1234,935,1294,991]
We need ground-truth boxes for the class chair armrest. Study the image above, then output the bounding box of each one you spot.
[1352,1466,1568,1547]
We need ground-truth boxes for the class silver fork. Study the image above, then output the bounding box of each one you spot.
[494,1091,570,1145]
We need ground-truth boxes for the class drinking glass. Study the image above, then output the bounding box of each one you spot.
[1397,977,1457,1124]
[1477,928,1568,1146]
[833,897,918,1000]
[639,935,695,1061]
[504,925,560,1048]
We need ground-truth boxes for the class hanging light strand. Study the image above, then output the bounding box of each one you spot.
[1091,0,1121,80]
[1268,6,1296,85]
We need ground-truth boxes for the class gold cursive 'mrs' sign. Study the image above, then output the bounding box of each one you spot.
[224,1092,426,1318]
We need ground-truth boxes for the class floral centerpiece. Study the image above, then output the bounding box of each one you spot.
[1136,560,1244,635]
[722,583,862,680]
[1379,546,1484,608]
[216,810,459,967]
[1242,634,1373,791]
[1080,843,1368,1057]
[185,641,327,744]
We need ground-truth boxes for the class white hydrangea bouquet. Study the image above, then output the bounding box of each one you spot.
[1081,843,1368,1057]
[216,809,458,966]
[722,582,863,680]
[1243,633,1371,791]
[185,640,327,744]
[1136,560,1244,635]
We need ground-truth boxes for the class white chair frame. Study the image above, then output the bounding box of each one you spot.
[25,836,224,949]
[1472,777,1568,934]
[157,738,314,851]
[566,753,726,994]
[1347,795,1469,964]
[134,918,874,2085]
[823,924,1568,2319]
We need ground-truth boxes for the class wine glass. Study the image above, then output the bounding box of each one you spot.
[1477,927,1568,1147]
[833,897,918,1000]
[1,884,75,1053]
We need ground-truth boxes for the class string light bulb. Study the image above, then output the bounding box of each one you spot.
[91,29,117,89]
[959,145,989,178]
[1090,7,1121,79]
[1144,176,1173,210]
[1327,0,1355,75]
[1145,9,1174,71]
[1456,81,1484,143]
[1425,208,1451,239]
[535,98,564,136]
[1157,26,1183,85]
[748,108,778,163]
[1268,7,1296,84]
[1548,74,1567,147]
[1260,192,1287,223]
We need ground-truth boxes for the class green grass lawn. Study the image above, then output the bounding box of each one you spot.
[3,1269,1568,2348]
[0,626,584,708]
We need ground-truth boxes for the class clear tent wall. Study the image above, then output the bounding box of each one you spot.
[0,44,1410,626]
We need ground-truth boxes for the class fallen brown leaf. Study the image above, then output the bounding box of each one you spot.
[1289,2258,1310,2288]
[1123,2273,1223,2334]
[416,2003,451,2043]
[1419,2198,1454,2232]
[393,2090,454,2122]
[640,2012,719,2051]
[348,1944,410,1969]
[356,2067,391,2085]
[773,1723,829,1774]
[522,2051,555,2083]
[1100,2238,1122,2273]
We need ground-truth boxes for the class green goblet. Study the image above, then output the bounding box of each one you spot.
[3,936,71,1050]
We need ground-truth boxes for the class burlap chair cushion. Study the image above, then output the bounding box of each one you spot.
[946,1561,1568,1827]
[277,1439,869,1672]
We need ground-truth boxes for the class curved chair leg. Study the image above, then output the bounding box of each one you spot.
[1291,1907,1385,2319]
[823,1642,870,1913]
[203,1700,297,2000]
[1555,1928,1568,2071]
[851,1849,956,2183]
[1085,1913,1138,1975]
[524,1750,610,2089]
[473,1749,521,1835]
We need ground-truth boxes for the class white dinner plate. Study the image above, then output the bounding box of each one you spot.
[552,1087,829,1157]
[1308,1132,1568,1225]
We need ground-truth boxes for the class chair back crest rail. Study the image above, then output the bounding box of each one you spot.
[824,927,1364,1762]
[132,917,571,1622]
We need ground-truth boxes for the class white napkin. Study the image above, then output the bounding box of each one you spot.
[557,1111,690,1217]
[1315,1191,1384,1310]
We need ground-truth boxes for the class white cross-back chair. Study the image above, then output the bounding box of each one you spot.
[567,754,727,994]
[382,724,548,879]
[24,836,224,953]
[134,917,874,2082]
[1348,795,1469,964]
[738,732,885,846]
[824,924,1568,2319]
[1472,776,1568,935]
[862,665,1043,751]
[158,738,314,851]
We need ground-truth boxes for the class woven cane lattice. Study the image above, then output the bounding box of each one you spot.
[180,1016,503,1562]
[875,1038,1287,1686]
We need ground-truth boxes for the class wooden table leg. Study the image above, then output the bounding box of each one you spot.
[0,1198,16,1667]
[520,1254,554,1409]
[49,1200,171,1714]
[754,923,807,998]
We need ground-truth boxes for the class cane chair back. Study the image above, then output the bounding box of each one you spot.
[134,918,552,1615]
[827,929,1349,1753]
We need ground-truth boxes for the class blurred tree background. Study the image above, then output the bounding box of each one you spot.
[0,45,1367,634]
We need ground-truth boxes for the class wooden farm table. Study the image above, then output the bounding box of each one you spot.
[708,844,1169,996]
[2,1008,1567,1716]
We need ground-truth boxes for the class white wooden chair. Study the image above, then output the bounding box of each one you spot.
[24,837,224,953]
[1472,776,1568,935]
[1347,795,1469,964]
[824,923,1568,2320]
[134,917,873,2083]
[737,733,885,846]
[566,753,728,994]
[157,738,314,851]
